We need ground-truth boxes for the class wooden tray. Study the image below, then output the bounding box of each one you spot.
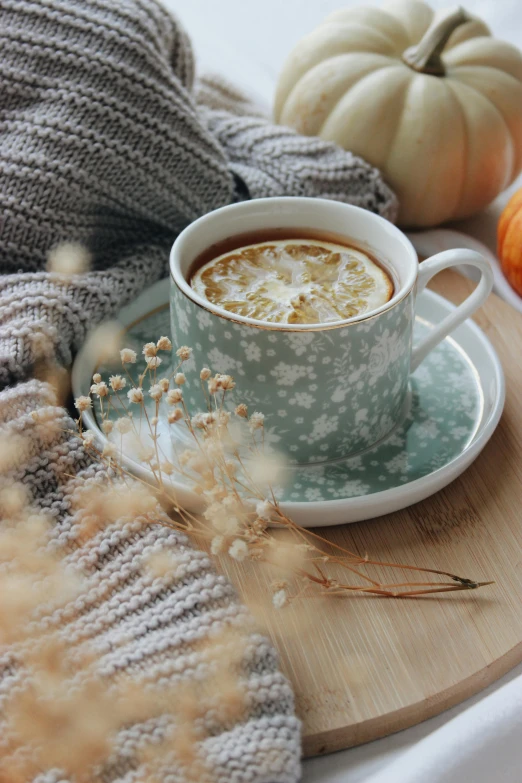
[218,269,522,757]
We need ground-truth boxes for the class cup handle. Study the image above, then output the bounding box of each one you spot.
[411,249,494,373]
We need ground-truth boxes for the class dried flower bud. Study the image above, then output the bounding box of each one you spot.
[174,372,186,385]
[235,404,248,419]
[167,389,182,404]
[151,416,159,426]
[218,374,235,391]
[91,381,108,398]
[138,445,155,463]
[217,410,231,427]
[159,378,169,392]
[0,483,28,517]
[82,430,95,447]
[247,452,287,489]
[75,395,92,412]
[248,412,265,431]
[157,336,172,351]
[120,348,137,364]
[179,450,196,467]
[109,374,126,391]
[210,535,225,555]
[86,320,122,365]
[200,367,211,381]
[225,460,237,475]
[92,373,101,383]
[146,356,162,369]
[255,500,272,521]
[208,376,219,395]
[272,589,288,609]
[127,388,144,404]
[146,550,181,579]
[149,384,163,401]
[161,460,175,475]
[47,241,91,276]
[115,417,132,434]
[191,412,207,429]
[142,342,157,357]
[168,409,183,424]
[102,442,116,459]
[102,420,113,434]
[229,539,248,562]
[176,345,191,361]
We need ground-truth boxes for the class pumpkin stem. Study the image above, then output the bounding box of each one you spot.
[402,6,472,76]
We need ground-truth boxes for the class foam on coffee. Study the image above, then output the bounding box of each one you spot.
[190,238,393,325]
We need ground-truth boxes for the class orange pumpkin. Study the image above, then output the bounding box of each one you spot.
[498,188,522,297]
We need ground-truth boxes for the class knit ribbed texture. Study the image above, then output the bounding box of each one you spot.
[0,380,300,782]
[0,1,399,779]
[197,76,399,213]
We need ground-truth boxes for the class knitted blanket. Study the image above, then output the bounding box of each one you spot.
[0,1,398,780]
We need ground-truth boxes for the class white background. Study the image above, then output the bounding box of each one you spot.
[164,1,522,780]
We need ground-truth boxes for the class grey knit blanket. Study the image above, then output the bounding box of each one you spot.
[0,1,398,780]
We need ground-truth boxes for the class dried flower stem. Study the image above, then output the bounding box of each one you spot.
[75,341,492,603]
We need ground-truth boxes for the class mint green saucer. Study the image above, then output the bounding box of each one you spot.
[73,280,504,527]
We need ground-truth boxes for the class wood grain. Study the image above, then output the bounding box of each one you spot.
[216,270,522,756]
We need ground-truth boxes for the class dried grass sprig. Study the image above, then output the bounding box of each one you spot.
[74,338,492,605]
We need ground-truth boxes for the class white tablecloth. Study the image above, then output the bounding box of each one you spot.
[164,1,522,780]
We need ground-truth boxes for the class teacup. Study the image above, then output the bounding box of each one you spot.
[169,198,493,464]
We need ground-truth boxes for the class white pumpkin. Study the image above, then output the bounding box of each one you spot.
[274,0,522,227]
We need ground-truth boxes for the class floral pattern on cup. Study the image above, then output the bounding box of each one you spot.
[96,304,481,502]
[171,283,415,464]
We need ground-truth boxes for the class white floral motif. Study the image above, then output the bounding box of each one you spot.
[367,328,404,386]
[384,453,410,474]
[285,332,314,356]
[450,425,469,439]
[289,392,315,409]
[414,364,432,384]
[343,456,363,470]
[299,413,339,444]
[385,433,406,448]
[270,362,312,386]
[175,305,190,335]
[416,420,439,439]
[241,341,262,362]
[304,487,323,501]
[207,348,243,374]
[196,309,213,330]
[162,286,483,505]
[328,479,370,498]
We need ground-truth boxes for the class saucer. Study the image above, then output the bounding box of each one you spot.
[72,279,504,527]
